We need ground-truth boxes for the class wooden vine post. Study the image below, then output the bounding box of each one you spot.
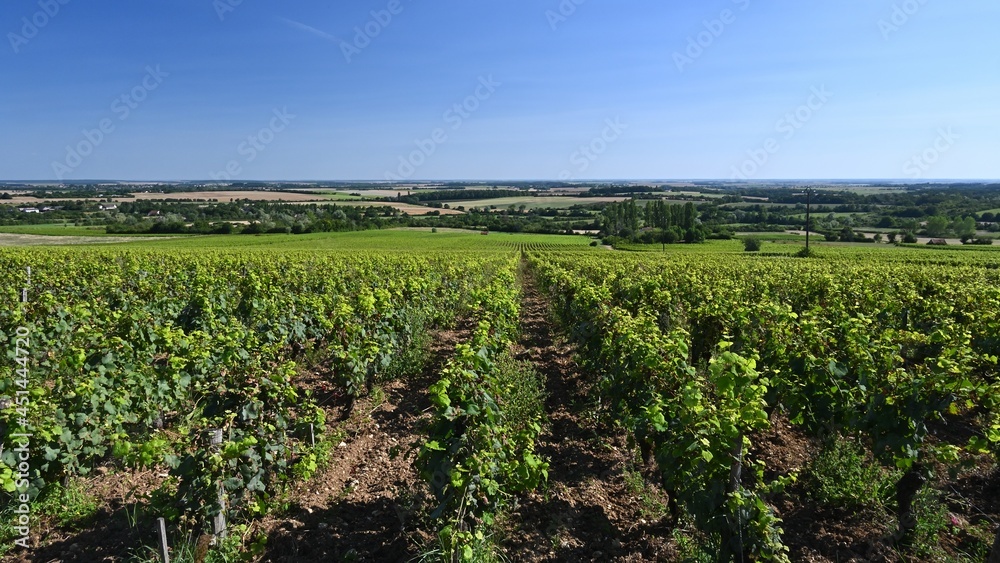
[156,517,170,563]
[987,526,1000,563]
[208,429,228,539]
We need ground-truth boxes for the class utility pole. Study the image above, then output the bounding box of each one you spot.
[805,188,811,253]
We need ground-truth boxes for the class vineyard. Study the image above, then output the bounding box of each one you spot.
[1,236,1000,562]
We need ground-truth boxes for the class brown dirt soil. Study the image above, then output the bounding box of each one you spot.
[0,234,161,246]
[10,468,167,562]
[6,322,470,563]
[498,274,675,562]
[753,414,1000,563]
[752,418,896,563]
[259,322,474,562]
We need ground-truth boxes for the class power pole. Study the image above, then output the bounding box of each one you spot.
[805,188,811,253]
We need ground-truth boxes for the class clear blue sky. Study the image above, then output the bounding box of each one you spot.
[2,0,998,181]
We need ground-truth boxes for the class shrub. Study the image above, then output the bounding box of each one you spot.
[808,436,898,512]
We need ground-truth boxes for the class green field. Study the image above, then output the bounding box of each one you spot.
[6,227,1000,261]
[0,223,184,237]
[316,192,366,201]
[736,232,809,241]
[0,226,600,250]
[129,227,600,251]
[439,196,617,210]
[719,202,803,209]
[614,235,1000,262]
[787,212,861,220]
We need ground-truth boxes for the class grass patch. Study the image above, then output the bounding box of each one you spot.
[492,354,546,432]
[895,488,996,562]
[670,520,720,563]
[623,466,670,521]
[126,524,264,563]
[419,511,511,563]
[0,478,101,557]
[807,435,898,513]
[38,478,101,529]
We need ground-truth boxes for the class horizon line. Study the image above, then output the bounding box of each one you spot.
[3,179,1000,185]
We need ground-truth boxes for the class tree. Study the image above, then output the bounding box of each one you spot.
[954,216,977,239]
[743,237,762,252]
[682,202,697,230]
[925,216,949,237]
[684,227,705,244]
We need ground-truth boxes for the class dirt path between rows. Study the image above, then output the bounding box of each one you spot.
[499,271,673,561]
[261,322,474,562]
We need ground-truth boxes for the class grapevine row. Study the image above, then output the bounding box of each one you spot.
[418,257,549,561]
[0,249,507,546]
[529,251,1000,560]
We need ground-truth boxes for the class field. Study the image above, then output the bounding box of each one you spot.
[0,191,339,206]
[306,187,502,199]
[125,228,597,251]
[0,224,184,238]
[294,201,465,215]
[438,196,627,210]
[1,231,999,562]
[0,234,146,246]
[1,190,454,216]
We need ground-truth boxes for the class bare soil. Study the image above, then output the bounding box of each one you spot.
[259,322,475,562]
[754,413,1000,563]
[9,469,166,562]
[498,274,675,561]
[0,234,158,246]
[752,416,896,563]
[5,322,472,563]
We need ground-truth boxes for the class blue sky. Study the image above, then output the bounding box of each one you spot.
[2,0,998,181]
